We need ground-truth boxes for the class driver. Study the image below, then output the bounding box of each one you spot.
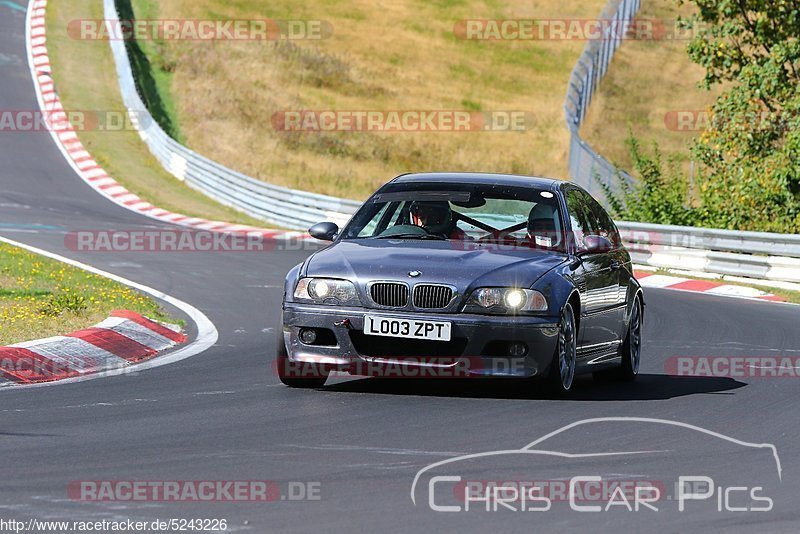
[527,203,561,249]
[409,201,467,239]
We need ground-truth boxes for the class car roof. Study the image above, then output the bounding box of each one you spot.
[390,172,569,191]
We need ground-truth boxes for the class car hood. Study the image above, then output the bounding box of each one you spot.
[304,239,567,292]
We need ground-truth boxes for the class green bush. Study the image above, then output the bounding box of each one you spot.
[597,135,698,227]
[599,0,800,233]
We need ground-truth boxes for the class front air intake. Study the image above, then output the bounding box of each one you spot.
[370,282,409,307]
[413,284,453,309]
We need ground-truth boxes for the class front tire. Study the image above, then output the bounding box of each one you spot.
[546,303,577,394]
[276,330,328,388]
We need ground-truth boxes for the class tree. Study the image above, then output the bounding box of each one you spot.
[682,0,800,232]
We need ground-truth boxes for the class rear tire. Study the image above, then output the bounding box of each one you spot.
[617,296,642,382]
[591,296,642,383]
[276,330,328,389]
[546,303,577,394]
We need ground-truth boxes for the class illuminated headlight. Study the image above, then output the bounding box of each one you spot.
[504,289,526,309]
[309,279,331,299]
[466,288,548,314]
[294,278,359,304]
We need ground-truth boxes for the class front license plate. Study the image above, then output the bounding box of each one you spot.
[364,315,451,342]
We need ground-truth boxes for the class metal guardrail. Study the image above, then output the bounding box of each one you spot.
[618,222,800,258]
[564,0,639,199]
[617,222,800,283]
[104,0,361,230]
[105,0,800,284]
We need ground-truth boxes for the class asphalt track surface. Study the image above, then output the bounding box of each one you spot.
[1,6,800,533]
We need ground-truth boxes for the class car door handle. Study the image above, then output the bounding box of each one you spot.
[610,260,621,271]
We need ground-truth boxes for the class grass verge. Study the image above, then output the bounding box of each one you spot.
[45,0,265,226]
[0,242,177,345]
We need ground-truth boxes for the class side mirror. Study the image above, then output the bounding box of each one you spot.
[579,235,613,255]
[308,222,339,241]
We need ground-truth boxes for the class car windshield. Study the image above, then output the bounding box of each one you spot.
[341,182,566,252]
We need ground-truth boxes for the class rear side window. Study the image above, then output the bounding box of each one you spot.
[586,197,621,248]
[564,188,595,251]
[565,188,621,250]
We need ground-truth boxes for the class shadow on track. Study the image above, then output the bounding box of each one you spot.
[323,373,746,401]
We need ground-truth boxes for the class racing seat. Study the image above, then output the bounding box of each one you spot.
[527,203,562,249]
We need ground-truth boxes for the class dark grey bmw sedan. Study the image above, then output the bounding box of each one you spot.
[278,173,643,394]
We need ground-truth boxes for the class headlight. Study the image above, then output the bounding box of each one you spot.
[465,288,548,314]
[294,278,359,304]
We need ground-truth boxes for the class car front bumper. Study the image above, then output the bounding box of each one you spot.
[282,303,560,378]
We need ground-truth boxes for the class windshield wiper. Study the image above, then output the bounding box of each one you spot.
[375,233,446,240]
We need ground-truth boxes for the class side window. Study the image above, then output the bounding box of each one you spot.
[356,202,401,237]
[564,189,595,251]
[587,197,621,248]
[357,203,390,237]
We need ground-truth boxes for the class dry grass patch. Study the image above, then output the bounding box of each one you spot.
[45,0,265,225]
[580,0,720,174]
[132,0,606,199]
